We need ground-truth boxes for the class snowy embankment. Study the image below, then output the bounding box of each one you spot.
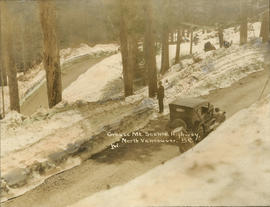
[68,94,270,207]
[63,53,122,102]
[62,22,266,105]
[60,43,119,63]
[0,97,155,202]
[163,22,266,99]
[0,44,119,112]
[62,43,188,103]
[164,39,267,99]
[1,22,268,202]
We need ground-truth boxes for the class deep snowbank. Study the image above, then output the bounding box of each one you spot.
[68,94,270,207]
[0,97,155,202]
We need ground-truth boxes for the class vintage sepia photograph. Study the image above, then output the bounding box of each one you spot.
[0,0,270,206]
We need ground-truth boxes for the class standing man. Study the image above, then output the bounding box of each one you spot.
[157,81,165,113]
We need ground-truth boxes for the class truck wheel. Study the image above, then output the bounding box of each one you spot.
[196,126,205,143]
[167,119,187,137]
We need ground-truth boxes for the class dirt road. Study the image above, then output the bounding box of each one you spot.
[3,68,270,207]
[20,55,108,116]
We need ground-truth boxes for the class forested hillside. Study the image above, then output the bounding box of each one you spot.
[1,0,268,72]
[1,1,270,206]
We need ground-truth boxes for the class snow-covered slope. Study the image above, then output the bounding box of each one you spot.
[0,44,119,113]
[62,22,267,105]
[164,39,267,99]
[1,22,269,203]
[63,53,122,102]
[68,94,270,207]
[2,22,267,167]
[60,43,118,63]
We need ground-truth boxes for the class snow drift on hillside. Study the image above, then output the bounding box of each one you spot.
[62,22,267,105]
[0,97,154,202]
[60,43,119,63]
[164,40,267,100]
[2,22,267,164]
[1,22,269,203]
[0,108,83,157]
[0,44,119,114]
[63,53,122,102]
[68,94,270,207]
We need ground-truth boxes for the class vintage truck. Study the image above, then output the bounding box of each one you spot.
[167,97,226,143]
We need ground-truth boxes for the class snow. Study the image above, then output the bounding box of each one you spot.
[1,23,265,159]
[63,53,122,102]
[0,108,83,158]
[1,22,269,202]
[0,44,119,113]
[61,22,267,106]
[60,43,119,63]
[0,95,155,201]
[164,42,267,100]
[67,93,270,207]
[156,44,178,71]
[152,23,267,104]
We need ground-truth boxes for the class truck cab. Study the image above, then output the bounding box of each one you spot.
[168,97,225,143]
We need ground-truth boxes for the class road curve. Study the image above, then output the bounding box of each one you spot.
[3,68,270,207]
[21,55,109,116]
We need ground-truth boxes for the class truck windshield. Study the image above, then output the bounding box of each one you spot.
[176,108,186,112]
[172,106,193,117]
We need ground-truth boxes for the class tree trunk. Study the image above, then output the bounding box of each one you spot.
[142,38,148,86]
[0,65,7,86]
[175,29,181,64]
[218,27,224,48]
[187,29,190,37]
[20,16,27,74]
[39,1,62,108]
[132,37,139,71]
[261,11,269,43]
[1,1,20,112]
[119,0,133,97]
[269,0,270,39]
[0,3,7,87]
[144,1,157,97]
[170,32,174,43]
[0,2,5,117]
[0,67,5,117]
[240,0,248,45]
[240,20,248,45]
[161,24,169,74]
[182,29,185,37]
[126,35,137,95]
[190,28,193,55]
[260,16,265,38]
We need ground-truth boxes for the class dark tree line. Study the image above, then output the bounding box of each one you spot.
[0,0,269,116]
[1,0,20,113]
